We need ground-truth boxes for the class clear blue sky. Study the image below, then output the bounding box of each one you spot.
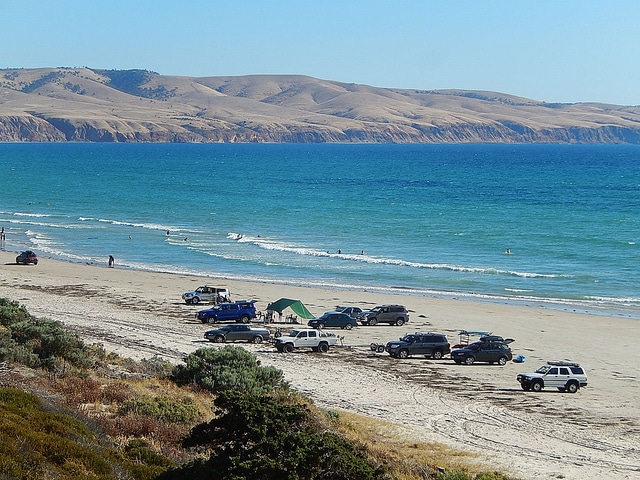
[2,0,638,105]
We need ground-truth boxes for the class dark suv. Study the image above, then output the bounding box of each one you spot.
[16,250,38,265]
[451,339,513,365]
[196,301,257,324]
[385,332,450,359]
[360,305,409,326]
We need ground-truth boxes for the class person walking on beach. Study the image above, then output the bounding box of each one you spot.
[108,255,114,268]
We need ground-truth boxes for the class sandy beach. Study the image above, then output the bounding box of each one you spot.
[0,250,638,480]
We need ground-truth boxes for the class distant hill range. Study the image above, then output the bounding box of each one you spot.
[1,67,640,143]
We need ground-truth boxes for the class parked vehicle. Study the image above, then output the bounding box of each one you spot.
[16,250,38,265]
[204,324,270,343]
[196,301,257,324]
[451,339,514,365]
[335,306,365,319]
[359,305,409,326]
[182,286,231,304]
[517,361,588,393]
[384,332,451,359]
[274,329,338,353]
[308,311,358,330]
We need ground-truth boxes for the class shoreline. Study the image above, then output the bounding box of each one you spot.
[8,243,640,322]
[1,250,639,480]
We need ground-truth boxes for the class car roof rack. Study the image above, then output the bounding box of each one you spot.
[547,361,580,367]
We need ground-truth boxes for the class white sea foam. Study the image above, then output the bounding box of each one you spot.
[229,232,563,279]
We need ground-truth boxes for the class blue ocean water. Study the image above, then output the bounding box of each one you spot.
[1,143,639,319]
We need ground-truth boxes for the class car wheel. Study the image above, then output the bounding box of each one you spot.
[33,260,38,265]
[213,335,225,343]
[318,342,329,353]
[344,323,353,330]
[377,345,385,353]
[240,315,250,324]
[497,356,508,366]
[432,350,443,360]
[252,336,263,344]
[395,318,405,326]
[283,343,294,353]
[367,318,377,326]
[398,349,409,359]
[207,317,217,324]
[566,381,579,393]
[191,297,200,304]
[317,322,325,329]
[531,380,543,392]
[464,356,475,365]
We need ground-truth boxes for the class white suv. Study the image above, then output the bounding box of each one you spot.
[182,286,230,305]
[517,361,587,393]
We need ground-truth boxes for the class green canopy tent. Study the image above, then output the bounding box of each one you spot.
[266,298,315,319]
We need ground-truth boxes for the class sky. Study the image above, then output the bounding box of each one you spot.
[1,0,639,105]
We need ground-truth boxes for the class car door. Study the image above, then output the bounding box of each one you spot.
[476,342,495,362]
[227,324,249,341]
[221,304,238,321]
[544,367,561,387]
[296,330,313,348]
[413,335,428,355]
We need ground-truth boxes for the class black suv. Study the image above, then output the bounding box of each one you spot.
[451,338,513,365]
[385,332,450,359]
[360,305,409,326]
[196,301,257,324]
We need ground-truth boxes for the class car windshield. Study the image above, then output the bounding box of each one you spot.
[400,334,416,343]
[535,365,551,374]
[288,330,301,337]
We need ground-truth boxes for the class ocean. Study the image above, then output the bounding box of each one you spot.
[1,142,639,319]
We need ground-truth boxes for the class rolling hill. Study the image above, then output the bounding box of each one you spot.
[1,67,639,143]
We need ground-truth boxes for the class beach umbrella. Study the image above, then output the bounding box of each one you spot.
[266,298,315,319]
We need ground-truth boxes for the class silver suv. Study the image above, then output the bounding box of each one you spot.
[182,286,230,305]
[360,305,409,326]
[517,361,588,393]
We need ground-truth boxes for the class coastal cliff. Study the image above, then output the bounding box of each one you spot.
[1,67,639,143]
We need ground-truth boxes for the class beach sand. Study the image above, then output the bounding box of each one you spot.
[0,250,638,480]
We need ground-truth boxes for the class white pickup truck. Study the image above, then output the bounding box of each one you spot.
[274,329,339,353]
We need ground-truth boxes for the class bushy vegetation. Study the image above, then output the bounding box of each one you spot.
[118,395,199,424]
[0,298,93,372]
[171,345,288,395]
[0,387,169,480]
[159,390,386,480]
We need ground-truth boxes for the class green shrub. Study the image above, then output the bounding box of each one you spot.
[0,298,32,328]
[159,390,385,480]
[171,346,287,395]
[118,396,198,424]
[0,387,174,480]
[0,301,94,370]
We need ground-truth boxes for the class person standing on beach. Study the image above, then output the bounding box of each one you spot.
[108,255,114,268]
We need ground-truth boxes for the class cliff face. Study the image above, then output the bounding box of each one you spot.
[1,68,639,143]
